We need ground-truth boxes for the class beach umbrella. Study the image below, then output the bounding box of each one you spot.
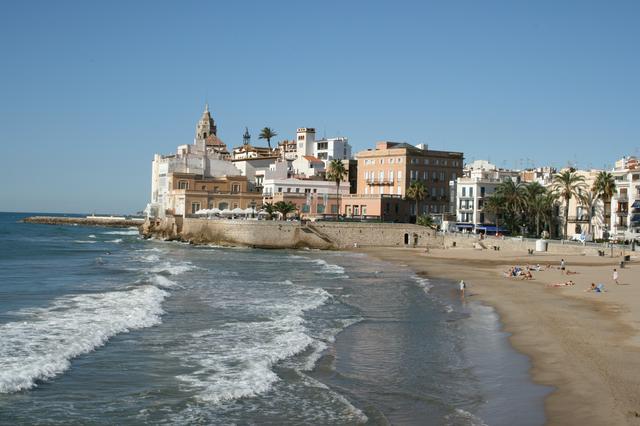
[243,207,254,215]
[194,209,207,215]
[220,209,233,215]
[232,207,244,215]
[210,207,221,214]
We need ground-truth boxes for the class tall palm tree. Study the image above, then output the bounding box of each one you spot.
[273,201,296,220]
[592,171,616,233]
[579,189,598,236]
[483,194,505,234]
[552,170,586,239]
[495,178,526,234]
[326,160,348,218]
[259,127,278,151]
[529,191,557,238]
[523,182,547,237]
[406,181,428,220]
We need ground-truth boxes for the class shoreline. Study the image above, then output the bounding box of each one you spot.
[360,247,640,426]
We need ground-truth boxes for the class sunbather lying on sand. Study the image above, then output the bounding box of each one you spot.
[585,283,606,293]
[546,280,575,288]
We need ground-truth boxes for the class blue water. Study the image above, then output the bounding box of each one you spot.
[0,212,548,425]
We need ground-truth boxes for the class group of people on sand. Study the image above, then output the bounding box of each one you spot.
[504,264,541,280]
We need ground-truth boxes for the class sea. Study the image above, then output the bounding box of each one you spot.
[0,212,549,425]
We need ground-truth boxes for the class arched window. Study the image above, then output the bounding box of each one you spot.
[218,202,229,210]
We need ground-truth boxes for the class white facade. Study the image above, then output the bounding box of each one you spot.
[146,105,242,218]
[262,177,350,197]
[610,161,640,239]
[455,160,520,232]
[314,137,351,162]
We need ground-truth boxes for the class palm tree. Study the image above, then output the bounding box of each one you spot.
[579,189,598,236]
[592,171,616,233]
[529,192,557,238]
[262,202,276,220]
[326,159,348,218]
[495,178,526,234]
[273,201,296,220]
[523,182,548,237]
[483,194,505,234]
[416,214,436,229]
[406,181,428,221]
[259,127,278,151]
[552,170,586,239]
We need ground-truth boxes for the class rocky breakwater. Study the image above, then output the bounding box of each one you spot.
[23,216,143,229]
[142,216,439,250]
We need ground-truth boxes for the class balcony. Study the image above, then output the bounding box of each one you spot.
[567,215,590,223]
[616,210,629,216]
[616,224,628,230]
[366,178,394,186]
[616,194,628,202]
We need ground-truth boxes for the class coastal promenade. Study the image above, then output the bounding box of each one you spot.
[364,246,640,426]
[23,216,143,228]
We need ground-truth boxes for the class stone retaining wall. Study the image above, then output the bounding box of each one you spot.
[142,217,438,249]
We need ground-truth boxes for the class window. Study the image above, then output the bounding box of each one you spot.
[278,187,283,193]
[469,187,473,197]
[287,188,291,192]
[191,202,200,214]
[317,142,328,150]
[295,188,300,193]
[390,158,394,164]
[231,184,240,193]
[397,185,401,194]
[462,187,466,196]
[317,204,325,213]
[362,206,367,216]
[389,170,394,181]
[424,159,429,165]
[379,171,384,181]
[178,181,188,189]
[298,135,304,141]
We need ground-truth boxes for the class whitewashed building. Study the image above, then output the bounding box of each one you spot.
[455,160,520,233]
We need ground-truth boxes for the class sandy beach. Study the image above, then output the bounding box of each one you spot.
[361,246,640,426]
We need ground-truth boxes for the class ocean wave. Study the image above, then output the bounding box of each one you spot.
[174,287,330,403]
[0,285,168,393]
[74,240,96,244]
[88,234,96,239]
[102,229,139,236]
[107,238,123,244]
[444,408,488,426]
[150,262,198,276]
[412,275,433,293]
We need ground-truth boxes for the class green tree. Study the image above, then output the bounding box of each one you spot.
[483,194,505,234]
[552,169,586,239]
[262,202,276,220]
[579,189,598,236]
[273,201,296,220]
[523,182,549,237]
[326,159,348,218]
[592,171,616,232]
[259,127,278,151]
[416,214,436,229]
[406,181,428,220]
[494,178,526,234]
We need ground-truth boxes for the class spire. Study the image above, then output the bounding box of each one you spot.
[204,102,209,113]
[243,127,251,146]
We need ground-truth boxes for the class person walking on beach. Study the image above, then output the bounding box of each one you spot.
[459,280,466,297]
[613,268,619,285]
[560,259,566,273]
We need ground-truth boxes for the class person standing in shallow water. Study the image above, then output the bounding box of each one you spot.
[459,280,466,297]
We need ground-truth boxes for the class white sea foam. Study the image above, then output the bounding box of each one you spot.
[102,229,139,236]
[74,240,96,244]
[150,262,198,275]
[412,275,433,293]
[107,238,123,244]
[444,408,488,426]
[0,285,168,393]
[88,234,96,238]
[150,275,182,289]
[312,259,346,275]
[174,287,330,403]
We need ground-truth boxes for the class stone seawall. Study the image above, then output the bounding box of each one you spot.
[142,217,438,250]
[23,216,144,228]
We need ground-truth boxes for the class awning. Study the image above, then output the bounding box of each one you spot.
[631,214,640,223]
[476,226,508,232]
[632,200,640,209]
[456,223,474,228]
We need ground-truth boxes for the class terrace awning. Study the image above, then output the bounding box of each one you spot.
[456,223,474,228]
[476,226,508,232]
[632,200,640,209]
[631,214,640,223]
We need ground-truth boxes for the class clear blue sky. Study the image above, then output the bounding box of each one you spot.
[1,1,638,214]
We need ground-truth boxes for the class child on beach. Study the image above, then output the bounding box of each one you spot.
[560,259,565,273]
[613,268,619,285]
